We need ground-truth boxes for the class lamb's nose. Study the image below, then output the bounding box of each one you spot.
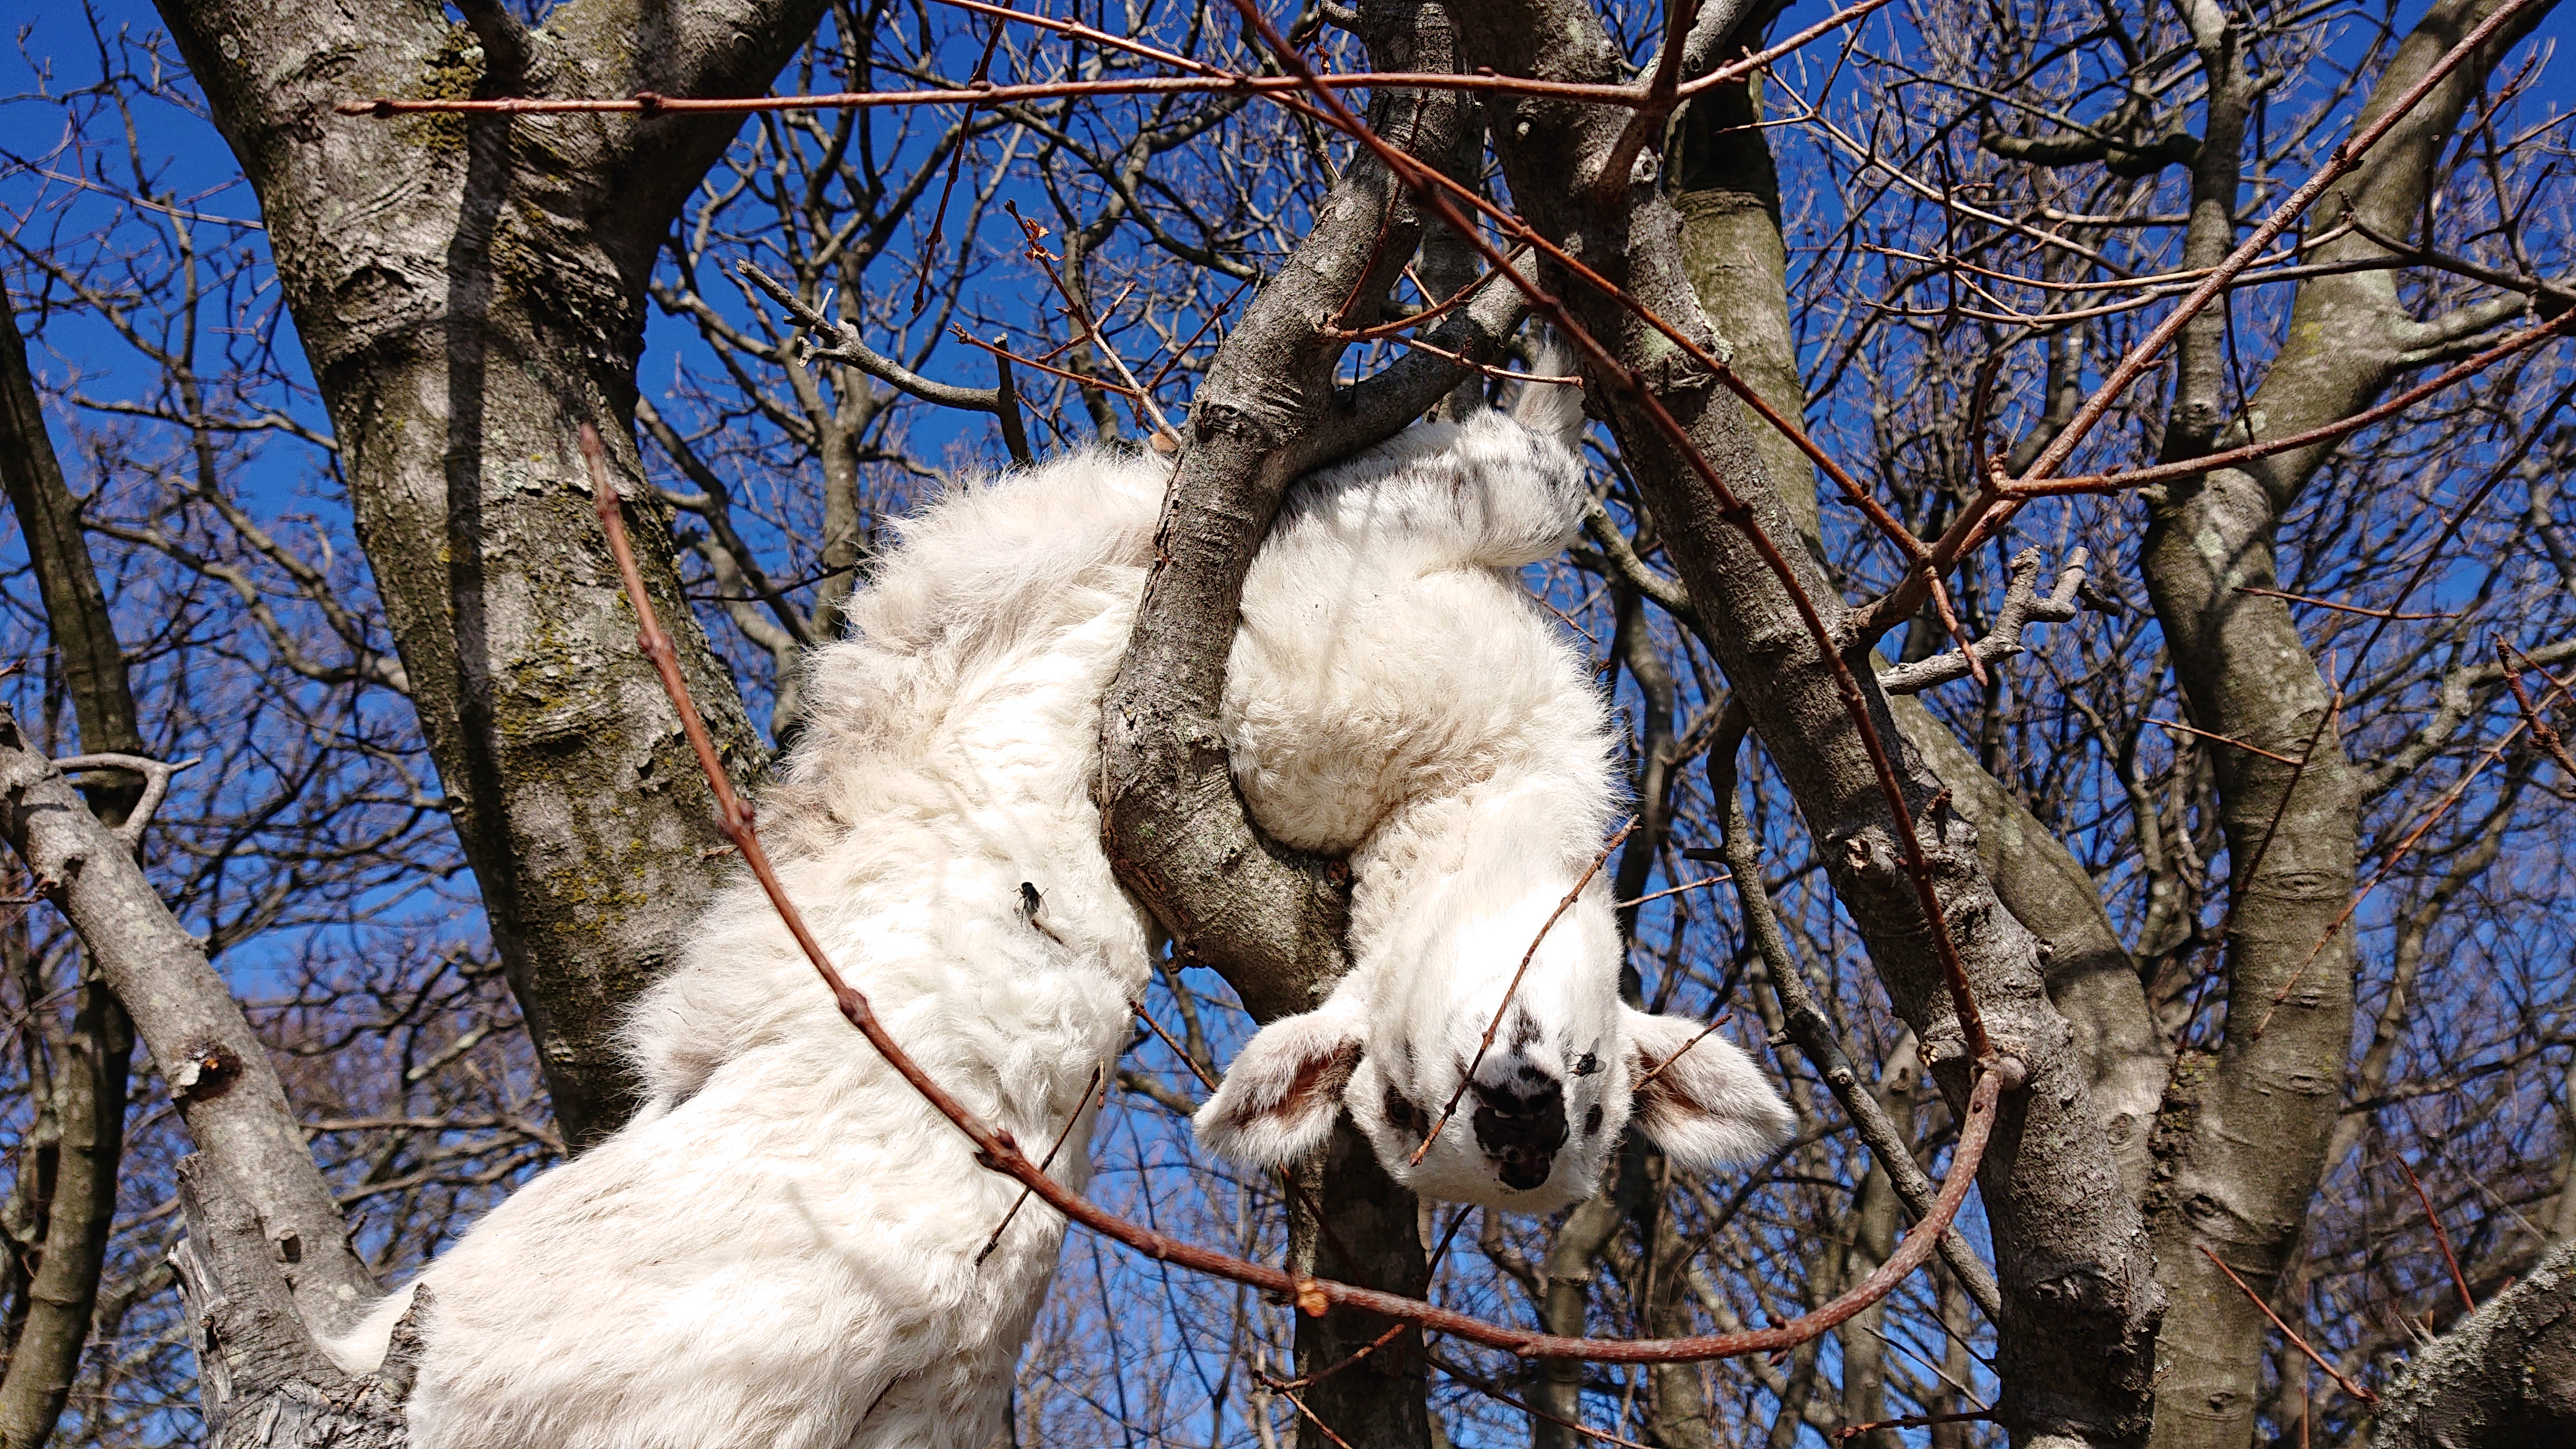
[1471,1078,1567,1192]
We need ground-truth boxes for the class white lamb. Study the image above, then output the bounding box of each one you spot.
[1196,380,1791,1208]
[319,379,1787,1449]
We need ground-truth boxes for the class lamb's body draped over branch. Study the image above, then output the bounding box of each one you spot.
[320,392,1782,1448]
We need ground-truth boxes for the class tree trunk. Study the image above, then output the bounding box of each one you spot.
[2135,4,2555,1442]
[1671,23,2168,1214]
[1294,1125,1433,1449]
[1463,6,2164,1441]
[0,275,144,1449]
[147,0,827,1146]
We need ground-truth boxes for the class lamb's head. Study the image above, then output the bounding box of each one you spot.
[1193,853,1792,1211]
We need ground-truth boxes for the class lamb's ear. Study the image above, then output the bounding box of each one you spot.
[1621,1006,1794,1172]
[1193,1003,1365,1167]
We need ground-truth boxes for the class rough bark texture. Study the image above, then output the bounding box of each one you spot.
[1669,53,2168,1211]
[0,284,143,1449]
[0,288,143,818]
[169,1160,419,1449]
[1095,6,1515,1446]
[0,701,378,1339]
[1294,1124,1433,1449]
[1461,5,2162,1442]
[2370,1241,2576,1448]
[0,967,129,1449]
[2135,3,2553,1442]
[1891,697,2166,1205]
[147,0,819,1146]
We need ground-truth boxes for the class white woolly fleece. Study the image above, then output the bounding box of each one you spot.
[320,380,1784,1449]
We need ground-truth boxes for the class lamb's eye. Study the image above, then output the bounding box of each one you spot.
[1382,1083,1423,1132]
[1572,1053,1601,1077]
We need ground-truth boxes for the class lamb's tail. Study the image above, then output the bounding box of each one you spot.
[1507,338,1586,455]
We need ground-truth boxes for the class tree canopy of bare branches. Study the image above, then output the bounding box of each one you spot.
[2,0,2573,1445]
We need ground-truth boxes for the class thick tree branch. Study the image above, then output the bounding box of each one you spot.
[2371,1241,2576,1447]
[0,701,375,1335]
[1460,4,2161,1441]
[0,281,141,1449]
[1097,0,1490,1022]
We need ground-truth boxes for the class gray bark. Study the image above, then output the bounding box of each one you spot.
[2134,4,2556,1443]
[147,0,824,1147]
[0,283,142,1449]
[1890,697,2167,1206]
[1095,5,1515,1447]
[0,700,378,1336]
[169,1159,420,1449]
[1460,4,2162,1442]
[1667,27,2168,1215]
[2370,1241,2576,1448]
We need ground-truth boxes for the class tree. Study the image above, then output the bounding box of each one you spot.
[1,0,2571,1445]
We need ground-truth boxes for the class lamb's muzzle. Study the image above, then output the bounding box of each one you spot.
[1470,1073,1567,1192]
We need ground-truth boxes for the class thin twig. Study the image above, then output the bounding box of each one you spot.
[589,418,2016,1363]
[2395,1155,2477,1312]
[1630,1013,1732,1094]
[1832,1410,1997,1443]
[974,1062,1106,1266]
[2197,1244,2375,1405]
[1410,817,1637,1167]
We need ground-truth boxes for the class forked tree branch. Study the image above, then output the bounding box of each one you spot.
[0,703,378,1338]
[1877,548,2089,696]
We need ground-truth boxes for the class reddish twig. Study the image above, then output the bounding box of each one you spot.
[1589,0,1702,203]
[974,1061,1106,1265]
[587,420,2018,1364]
[1214,0,1997,1070]
[1410,817,1637,1167]
[1132,1003,1223,1092]
[1630,1013,1733,1094]
[1854,0,2558,644]
[2145,718,2309,767]
[2231,586,2454,622]
[2196,1245,2376,1405]
[2502,639,2576,781]
[951,327,1144,398]
[1325,246,1531,342]
[2003,308,2576,499]
[2015,0,2550,489]
[2395,1155,2477,1312]
[332,0,1901,119]
[1002,201,1174,439]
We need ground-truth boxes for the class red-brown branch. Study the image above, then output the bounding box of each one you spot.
[2197,1244,2376,1405]
[1410,818,1637,1167]
[583,422,2017,1364]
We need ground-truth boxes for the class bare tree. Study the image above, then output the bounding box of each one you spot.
[3,0,2574,1445]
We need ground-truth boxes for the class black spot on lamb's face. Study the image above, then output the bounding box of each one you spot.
[1470,1073,1568,1193]
[1382,1081,1425,1136]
